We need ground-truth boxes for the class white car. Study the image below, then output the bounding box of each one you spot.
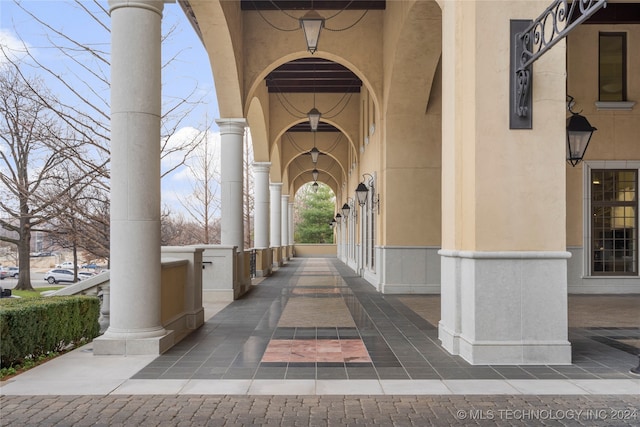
[44,269,76,284]
[78,272,95,280]
[55,261,76,269]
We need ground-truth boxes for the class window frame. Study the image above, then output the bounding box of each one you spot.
[598,32,627,102]
[584,162,639,277]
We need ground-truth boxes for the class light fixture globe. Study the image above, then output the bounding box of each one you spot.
[341,203,350,217]
[312,168,319,181]
[355,182,369,206]
[300,10,324,54]
[309,147,320,164]
[566,112,597,167]
[312,181,319,193]
[307,107,321,131]
[335,213,342,224]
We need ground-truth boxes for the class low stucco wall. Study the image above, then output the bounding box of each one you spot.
[293,244,337,257]
[160,260,187,325]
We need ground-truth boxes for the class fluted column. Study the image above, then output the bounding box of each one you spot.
[253,162,271,249]
[281,194,289,259]
[216,118,246,252]
[270,183,282,247]
[96,0,168,355]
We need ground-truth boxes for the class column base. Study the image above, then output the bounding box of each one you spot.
[93,330,175,355]
[438,321,461,355]
[438,250,572,365]
[458,337,572,365]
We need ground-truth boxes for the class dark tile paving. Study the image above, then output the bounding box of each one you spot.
[132,258,640,381]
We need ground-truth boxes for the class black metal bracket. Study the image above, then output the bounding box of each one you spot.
[509,0,608,129]
[510,20,533,129]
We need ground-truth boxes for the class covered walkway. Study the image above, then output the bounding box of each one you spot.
[131,258,639,383]
[2,258,638,391]
[1,258,639,425]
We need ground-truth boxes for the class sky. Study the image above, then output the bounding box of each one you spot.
[0,0,223,215]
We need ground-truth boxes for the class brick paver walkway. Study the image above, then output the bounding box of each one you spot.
[1,394,639,426]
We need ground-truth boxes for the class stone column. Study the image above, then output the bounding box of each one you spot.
[270,183,282,247]
[270,183,282,266]
[216,119,246,251]
[253,162,271,249]
[95,0,170,355]
[281,194,289,259]
[438,0,571,365]
[288,202,295,246]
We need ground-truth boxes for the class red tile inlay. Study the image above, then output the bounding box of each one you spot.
[261,339,371,363]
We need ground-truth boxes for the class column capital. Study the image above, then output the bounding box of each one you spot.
[109,0,165,15]
[281,194,290,201]
[270,182,283,189]
[216,118,247,136]
[253,162,271,173]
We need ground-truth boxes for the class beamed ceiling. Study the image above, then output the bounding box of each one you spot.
[240,0,385,172]
[266,58,362,94]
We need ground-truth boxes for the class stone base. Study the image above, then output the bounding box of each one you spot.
[378,246,441,294]
[438,250,572,365]
[93,330,175,355]
[458,338,572,365]
[438,321,460,355]
[256,268,272,277]
[203,289,234,303]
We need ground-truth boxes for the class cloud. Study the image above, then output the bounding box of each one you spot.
[0,28,32,64]
[162,127,221,179]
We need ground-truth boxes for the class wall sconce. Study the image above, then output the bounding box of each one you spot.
[341,202,350,218]
[300,10,324,54]
[355,173,380,213]
[341,198,356,219]
[355,182,369,207]
[566,96,597,167]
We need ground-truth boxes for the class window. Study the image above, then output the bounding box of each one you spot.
[591,169,637,275]
[599,33,627,102]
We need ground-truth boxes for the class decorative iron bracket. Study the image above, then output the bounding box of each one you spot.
[510,0,607,129]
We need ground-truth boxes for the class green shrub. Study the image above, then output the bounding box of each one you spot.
[0,296,100,368]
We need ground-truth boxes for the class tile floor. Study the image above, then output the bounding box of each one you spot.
[131,258,640,382]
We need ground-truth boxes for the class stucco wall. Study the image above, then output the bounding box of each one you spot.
[566,24,640,247]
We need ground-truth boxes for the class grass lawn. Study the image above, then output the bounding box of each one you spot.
[6,287,64,299]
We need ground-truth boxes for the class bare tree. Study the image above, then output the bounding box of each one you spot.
[178,128,221,244]
[9,0,203,180]
[46,168,109,279]
[0,0,211,280]
[0,62,89,290]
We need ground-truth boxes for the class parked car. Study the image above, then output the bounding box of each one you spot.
[55,261,76,269]
[78,272,95,280]
[7,267,19,278]
[0,267,7,280]
[43,269,75,284]
[81,263,98,269]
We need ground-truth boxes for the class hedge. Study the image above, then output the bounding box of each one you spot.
[0,296,100,368]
